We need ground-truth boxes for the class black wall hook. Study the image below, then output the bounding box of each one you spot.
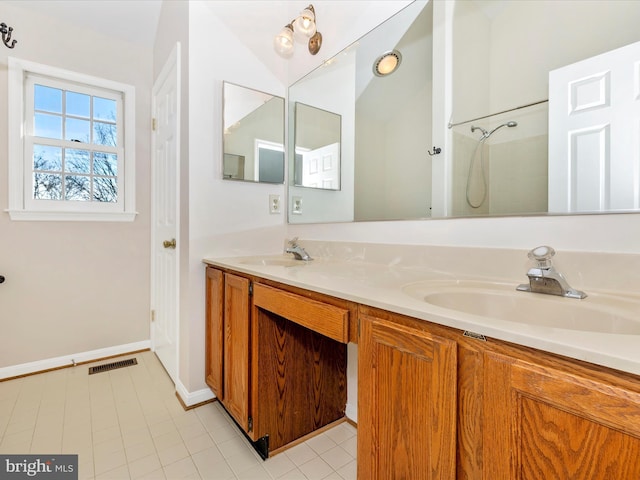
[427,146,442,156]
[1,23,17,49]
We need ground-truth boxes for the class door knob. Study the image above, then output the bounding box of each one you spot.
[163,238,177,249]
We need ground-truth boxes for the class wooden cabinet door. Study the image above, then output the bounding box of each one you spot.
[358,313,457,480]
[205,267,224,399]
[223,273,251,432]
[484,351,640,479]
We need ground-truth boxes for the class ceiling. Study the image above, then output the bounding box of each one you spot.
[3,0,412,85]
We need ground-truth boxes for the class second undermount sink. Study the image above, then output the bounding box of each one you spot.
[402,281,640,334]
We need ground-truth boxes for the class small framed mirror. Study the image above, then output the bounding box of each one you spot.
[223,82,285,184]
[294,102,341,190]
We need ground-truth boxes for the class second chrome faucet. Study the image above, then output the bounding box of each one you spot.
[516,245,587,299]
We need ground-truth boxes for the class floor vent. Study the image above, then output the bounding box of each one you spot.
[88,358,138,375]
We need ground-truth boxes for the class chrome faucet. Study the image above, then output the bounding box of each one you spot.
[516,245,586,299]
[285,237,312,261]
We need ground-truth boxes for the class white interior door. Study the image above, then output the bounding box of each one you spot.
[301,142,340,189]
[548,40,640,213]
[151,43,181,383]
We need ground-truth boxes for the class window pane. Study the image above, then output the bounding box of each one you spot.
[34,85,62,113]
[93,177,118,203]
[65,175,91,201]
[65,118,90,143]
[93,122,117,147]
[33,145,62,171]
[65,149,90,174]
[66,91,90,118]
[93,97,116,121]
[34,113,62,139]
[94,152,118,176]
[33,173,61,199]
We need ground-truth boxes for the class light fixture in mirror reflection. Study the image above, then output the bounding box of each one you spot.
[287,0,640,224]
[222,82,285,184]
[293,102,341,190]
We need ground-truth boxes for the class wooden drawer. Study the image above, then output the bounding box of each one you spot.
[252,283,349,343]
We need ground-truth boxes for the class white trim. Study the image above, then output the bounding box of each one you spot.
[345,403,358,423]
[0,340,151,380]
[5,209,137,222]
[175,380,216,408]
[8,57,25,212]
[7,56,137,221]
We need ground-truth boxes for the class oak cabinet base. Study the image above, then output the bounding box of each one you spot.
[252,308,347,453]
[205,266,348,458]
[357,305,640,480]
[483,350,640,479]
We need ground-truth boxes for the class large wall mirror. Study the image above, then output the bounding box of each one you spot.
[223,82,285,184]
[294,102,342,190]
[287,0,640,223]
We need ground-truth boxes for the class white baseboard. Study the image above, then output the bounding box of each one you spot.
[0,340,151,380]
[175,380,216,407]
[345,402,358,423]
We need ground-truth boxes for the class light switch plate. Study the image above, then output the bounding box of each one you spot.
[292,196,303,215]
[269,194,281,214]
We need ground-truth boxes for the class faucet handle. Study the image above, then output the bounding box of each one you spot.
[288,236,299,247]
[528,245,555,268]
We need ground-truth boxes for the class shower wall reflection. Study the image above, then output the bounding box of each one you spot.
[450,103,548,217]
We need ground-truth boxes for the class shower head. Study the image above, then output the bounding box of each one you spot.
[487,120,518,137]
[471,121,517,139]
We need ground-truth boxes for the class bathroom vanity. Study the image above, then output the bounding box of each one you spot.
[204,245,640,478]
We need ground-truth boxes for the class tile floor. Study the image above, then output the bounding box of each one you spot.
[0,351,357,479]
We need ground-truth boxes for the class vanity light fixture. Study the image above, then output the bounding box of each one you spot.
[1,22,17,49]
[274,4,322,57]
[373,50,402,77]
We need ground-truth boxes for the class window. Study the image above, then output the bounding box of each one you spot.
[8,57,136,221]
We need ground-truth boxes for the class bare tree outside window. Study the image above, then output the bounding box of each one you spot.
[32,107,118,203]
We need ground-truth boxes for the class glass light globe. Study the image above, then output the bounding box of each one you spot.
[293,7,316,38]
[274,25,294,57]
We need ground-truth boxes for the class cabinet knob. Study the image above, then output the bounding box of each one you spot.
[163,238,177,249]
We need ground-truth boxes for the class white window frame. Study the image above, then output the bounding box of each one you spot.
[8,57,137,221]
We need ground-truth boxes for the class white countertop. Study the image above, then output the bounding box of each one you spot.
[204,253,640,377]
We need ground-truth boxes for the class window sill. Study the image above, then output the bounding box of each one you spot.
[6,209,138,222]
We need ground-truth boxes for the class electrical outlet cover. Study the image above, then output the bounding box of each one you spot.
[292,196,303,215]
[269,194,281,214]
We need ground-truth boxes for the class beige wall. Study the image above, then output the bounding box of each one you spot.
[0,3,153,368]
[490,0,640,114]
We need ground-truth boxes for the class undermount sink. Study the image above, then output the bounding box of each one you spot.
[239,256,309,267]
[402,281,640,334]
